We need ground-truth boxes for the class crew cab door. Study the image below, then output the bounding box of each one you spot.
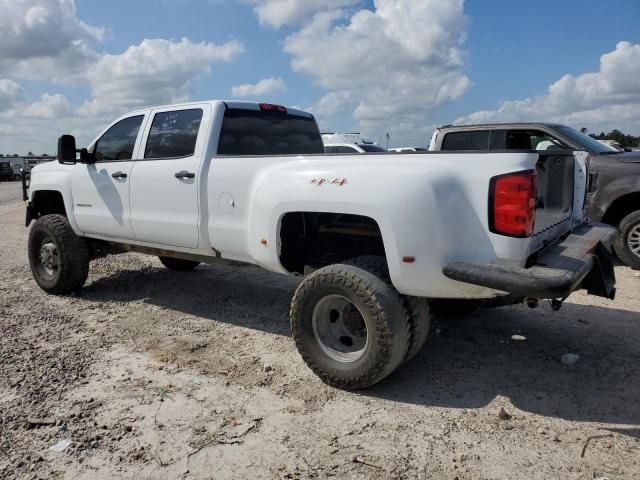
[129,105,210,248]
[71,114,147,239]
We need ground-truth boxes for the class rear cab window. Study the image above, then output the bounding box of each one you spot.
[217,107,324,156]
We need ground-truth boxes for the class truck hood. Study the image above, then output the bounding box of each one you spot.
[617,151,640,163]
[31,160,64,174]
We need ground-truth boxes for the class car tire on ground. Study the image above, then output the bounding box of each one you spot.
[28,214,89,295]
[613,210,640,270]
[290,262,410,390]
[158,256,201,271]
[343,255,430,363]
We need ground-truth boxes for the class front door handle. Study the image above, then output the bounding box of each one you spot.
[175,171,195,179]
[111,171,127,179]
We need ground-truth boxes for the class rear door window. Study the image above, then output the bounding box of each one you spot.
[441,131,490,150]
[218,108,323,155]
[144,109,203,159]
[94,115,144,161]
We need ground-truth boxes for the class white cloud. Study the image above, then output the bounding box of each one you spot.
[231,77,286,96]
[455,41,640,133]
[283,0,469,145]
[0,80,27,112]
[79,38,244,115]
[311,91,353,117]
[21,93,73,118]
[0,1,245,154]
[0,0,103,78]
[250,0,360,28]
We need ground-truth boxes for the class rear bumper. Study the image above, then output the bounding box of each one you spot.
[443,223,617,300]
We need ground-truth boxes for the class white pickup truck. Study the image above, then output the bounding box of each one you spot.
[24,100,617,389]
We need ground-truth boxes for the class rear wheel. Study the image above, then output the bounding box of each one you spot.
[290,263,409,390]
[613,211,640,269]
[343,256,431,363]
[158,256,200,271]
[28,214,89,295]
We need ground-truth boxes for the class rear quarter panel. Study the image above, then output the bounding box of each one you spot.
[245,152,540,298]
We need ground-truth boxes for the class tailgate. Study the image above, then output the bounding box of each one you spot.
[528,150,588,254]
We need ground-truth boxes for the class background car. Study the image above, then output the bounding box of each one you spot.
[429,123,640,269]
[322,132,387,153]
[388,147,429,153]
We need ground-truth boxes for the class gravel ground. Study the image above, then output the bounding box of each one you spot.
[0,199,639,480]
[0,181,22,205]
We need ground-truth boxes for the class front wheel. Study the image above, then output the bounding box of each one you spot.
[613,211,640,269]
[290,263,410,390]
[28,214,89,295]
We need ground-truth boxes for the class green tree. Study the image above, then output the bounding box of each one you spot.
[589,129,639,147]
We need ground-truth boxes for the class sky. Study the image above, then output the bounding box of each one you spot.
[0,0,639,154]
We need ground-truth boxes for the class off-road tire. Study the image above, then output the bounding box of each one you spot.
[158,256,200,271]
[344,256,430,363]
[28,214,89,295]
[290,263,410,390]
[613,211,640,270]
[430,299,479,319]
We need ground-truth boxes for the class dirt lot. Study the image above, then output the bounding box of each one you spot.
[1,190,639,480]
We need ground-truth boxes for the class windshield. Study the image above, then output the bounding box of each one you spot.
[358,144,387,152]
[555,126,619,154]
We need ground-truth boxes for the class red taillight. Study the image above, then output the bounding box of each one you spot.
[259,103,287,113]
[489,170,537,237]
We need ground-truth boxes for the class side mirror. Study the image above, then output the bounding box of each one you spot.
[79,148,96,164]
[57,135,77,164]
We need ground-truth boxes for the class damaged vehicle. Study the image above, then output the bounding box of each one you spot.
[23,101,616,389]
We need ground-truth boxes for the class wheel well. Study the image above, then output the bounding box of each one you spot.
[31,190,67,218]
[601,192,640,227]
[279,212,385,274]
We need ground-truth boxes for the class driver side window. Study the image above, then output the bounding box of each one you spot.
[94,115,144,161]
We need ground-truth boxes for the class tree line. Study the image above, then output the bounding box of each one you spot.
[582,128,640,147]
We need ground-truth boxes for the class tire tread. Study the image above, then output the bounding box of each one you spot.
[290,263,409,390]
[28,214,89,295]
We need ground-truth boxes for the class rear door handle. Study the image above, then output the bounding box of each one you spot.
[111,171,127,179]
[175,171,195,179]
